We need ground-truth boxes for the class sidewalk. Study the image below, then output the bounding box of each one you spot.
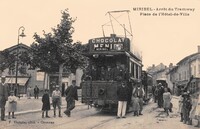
[4,96,83,116]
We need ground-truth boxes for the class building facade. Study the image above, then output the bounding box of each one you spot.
[1,44,82,96]
[167,46,200,95]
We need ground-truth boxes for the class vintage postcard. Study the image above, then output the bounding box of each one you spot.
[0,0,200,129]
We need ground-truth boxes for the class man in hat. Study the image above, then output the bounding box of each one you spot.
[0,76,9,121]
[52,85,62,117]
[116,82,129,118]
[132,82,145,115]
[64,80,78,117]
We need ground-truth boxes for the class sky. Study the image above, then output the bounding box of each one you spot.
[0,0,200,69]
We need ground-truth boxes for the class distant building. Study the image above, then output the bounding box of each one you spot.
[146,63,174,90]
[0,44,82,96]
[167,46,200,95]
[1,43,33,94]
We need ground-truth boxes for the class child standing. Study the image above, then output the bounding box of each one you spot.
[42,89,50,118]
[8,91,17,119]
[132,94,140,116]
[52,85,62,117]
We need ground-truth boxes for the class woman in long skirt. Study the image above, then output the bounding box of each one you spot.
[163,88,172,116]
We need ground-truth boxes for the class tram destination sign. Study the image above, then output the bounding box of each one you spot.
[89,37,130,52]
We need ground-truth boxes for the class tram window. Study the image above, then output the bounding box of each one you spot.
[131,62,134,78]
[136,65,139,79]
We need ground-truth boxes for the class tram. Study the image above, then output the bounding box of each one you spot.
[141,71,153,103]
[81,34,143,111]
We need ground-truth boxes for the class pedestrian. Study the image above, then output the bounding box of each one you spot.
[7,91,17,119]
[34,85,39,99]
[64,80,78,117]
[0,76,9,121]
[116,82,129,118]
[132,83,145,115]
[163,88,172,116]
[52,85,62,117]
[157,83,164,108]
[188,92,200,127]
[27,87,32,99]
[182,91,192,124]
[178,90,184,122]
[42,89,50,118]
[132,93,140,116]
[194,92,200,127]
[154,85,159,103]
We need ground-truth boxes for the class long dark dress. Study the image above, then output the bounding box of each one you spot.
[42,93,50,111]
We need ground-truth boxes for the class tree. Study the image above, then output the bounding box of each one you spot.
[0,50,16,75]
[30,9,88,87]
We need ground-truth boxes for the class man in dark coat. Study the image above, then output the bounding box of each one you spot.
[157,83,164,108]
[34,85,39,99]
[116,82,129,118]
[64,80,78,117]
[42,89,50,118]
[0,76,9,121]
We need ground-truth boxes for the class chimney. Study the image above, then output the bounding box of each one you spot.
[198,46,200,53]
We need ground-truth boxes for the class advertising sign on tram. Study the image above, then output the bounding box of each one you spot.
[88,36,130,52]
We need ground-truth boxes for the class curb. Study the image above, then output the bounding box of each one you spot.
[5,102,83,117]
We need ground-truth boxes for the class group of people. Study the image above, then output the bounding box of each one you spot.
[0,75,79,121]
[116,82,145,118]
[153,83,173,116]
[178,90,200,127]
[41,80,78,118]
[26,85,40,99]
[82,62,127,81]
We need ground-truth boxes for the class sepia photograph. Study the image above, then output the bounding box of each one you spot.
[0,0,200,129]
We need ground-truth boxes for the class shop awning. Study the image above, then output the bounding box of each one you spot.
[5,77,30,86]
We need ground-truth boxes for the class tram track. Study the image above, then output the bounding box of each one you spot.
[1,104,88,129]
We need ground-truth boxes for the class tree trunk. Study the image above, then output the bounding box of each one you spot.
[43,72,49,91]
[58,63,64,88]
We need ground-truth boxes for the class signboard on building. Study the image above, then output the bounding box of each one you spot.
[36,72,45,81]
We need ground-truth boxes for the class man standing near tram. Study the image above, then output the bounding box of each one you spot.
[132,82,145,115]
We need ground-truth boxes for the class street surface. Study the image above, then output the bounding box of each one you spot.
[0,96,199,129]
